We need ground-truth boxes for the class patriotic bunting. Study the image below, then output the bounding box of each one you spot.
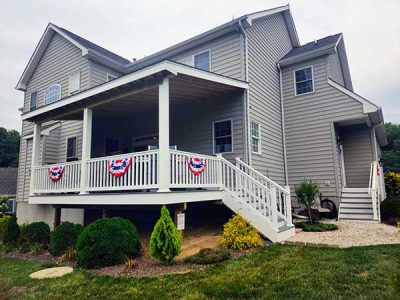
[186,156,207,176]
[108,157,132,177]
[48,166,65,182]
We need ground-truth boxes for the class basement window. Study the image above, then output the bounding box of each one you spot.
[294,66,314,95]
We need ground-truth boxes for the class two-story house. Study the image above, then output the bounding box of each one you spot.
[15,5,387,242]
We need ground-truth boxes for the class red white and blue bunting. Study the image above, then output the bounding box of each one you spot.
[186,156,207,176]
[108,157,132,177]
[48,166,65,182]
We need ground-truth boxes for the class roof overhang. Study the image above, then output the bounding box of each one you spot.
[278,43,338,67]
[21,60,248,123]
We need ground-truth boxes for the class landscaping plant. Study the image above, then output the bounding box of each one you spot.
[0,196,8,215]
[19,222,50,251]
[295,179,319,224]
[380,196,400,221]
[384,171,400,197]
[49,222,83,256]
[2,216,20,244]
[294,221,338,232]
[0,215,11,240]
[184,248,230,265]
[76,217,141,268]
[149,205,182,265]
[219,215,263,250]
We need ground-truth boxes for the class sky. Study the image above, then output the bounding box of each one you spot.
[0,0,399,131]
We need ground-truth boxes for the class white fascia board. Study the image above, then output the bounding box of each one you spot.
[328,79,379,114]
[21,61,248,121]
[246,5,289,25]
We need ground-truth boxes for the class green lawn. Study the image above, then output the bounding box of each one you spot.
[1,244,400,299]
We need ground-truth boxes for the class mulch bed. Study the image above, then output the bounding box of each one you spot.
[2,250,74,267]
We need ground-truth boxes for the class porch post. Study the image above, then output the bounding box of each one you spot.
[158,77,170,192]
[284,186,293,226]
[29,123,41,196]
[80,107,92,194]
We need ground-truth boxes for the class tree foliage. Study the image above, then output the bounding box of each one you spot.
[0,127,20,167]
[381,123,400,172]
[295,179,319,224]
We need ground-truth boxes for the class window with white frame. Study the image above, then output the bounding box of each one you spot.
[44,84,61,104]
[66,136,77,161]
[106,73,117,82]
[30,91,37,111]
[213,120,232,154]
[294,66,314,95]
[251,121,261,154]
[68,71,80,94]
[194,50,210,71]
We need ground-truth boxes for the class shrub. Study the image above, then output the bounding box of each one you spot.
[385,172,400,197]
[0,215,11,240]
[58,247,77,263]
[149,205,182,265]
[0,196,8,215]
[295,179,320,224]
[76,217,141,268]
[2,216,20,244]
[219,215,263,251]
[19,222,50,250]
[123,258,137,273]
[294,221,338,232]
[184,248,230,265]
[49,222,83,256]
[380,196,400,221]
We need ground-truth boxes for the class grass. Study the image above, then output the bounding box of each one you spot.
[1,244,400,299]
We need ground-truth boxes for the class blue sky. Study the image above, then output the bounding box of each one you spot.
[0,0,399,130]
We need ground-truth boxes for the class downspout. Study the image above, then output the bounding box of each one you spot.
[277,63,289,186]
[238,19,252,166]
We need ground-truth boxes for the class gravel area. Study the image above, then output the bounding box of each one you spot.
[285,221,400,248]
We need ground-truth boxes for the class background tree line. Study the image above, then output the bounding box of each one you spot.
[0,127,20,167]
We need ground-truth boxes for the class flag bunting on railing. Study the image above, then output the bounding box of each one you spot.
[186,156,207,176]
[48,166,65,182]
[108,157,132,177]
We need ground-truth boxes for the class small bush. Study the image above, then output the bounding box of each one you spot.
[2,216,20,244]
[0,215,11,240]
[380,197,400,221]
[123,258,137,273]
[385,172,400,197]
[294,221,338,232]
[149,205,182,265]
[184,248,230,265]
[76,217,141,268]
[19,222,50,250]
[58,247,77,263]
[50,222,83,256]
[28,243,43,255]
[295,179,319,224]
[219,215,263,251]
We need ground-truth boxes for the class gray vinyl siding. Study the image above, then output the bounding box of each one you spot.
[43,126,60,164]
[246,13,294,185]
[282,56,365,204]
[328,53,345,86]
[340,125,373,187]
[90,61,122,87]
[170,32,245,81]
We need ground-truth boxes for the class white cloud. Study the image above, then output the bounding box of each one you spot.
[0,0,399,131]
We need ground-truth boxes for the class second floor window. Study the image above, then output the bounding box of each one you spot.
[213,119,232,154]
[69,71,80,94]
[44,84,61,104]
[194,50,210,71]
[30,92,37,111]
[294,66,314,95]
[66,136,77,161]
[251,121,261,154]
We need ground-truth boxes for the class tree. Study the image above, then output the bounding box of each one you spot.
[381,123,400,172]
[0,196,8,215]
[149,205,182,265]
[0,127,20,167]
[295,179,319,224]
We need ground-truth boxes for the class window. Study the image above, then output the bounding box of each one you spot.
[30,92,37,111]
[294,66,314,95]
[68,71,80,94]
[213,119,233,154]
[251,121,261,154]
[106,73,117,82]
[44,84,61,104]
[6,198,16,213]
[105,137,120,155]
[66,137,77,161]
[194,50,210,71]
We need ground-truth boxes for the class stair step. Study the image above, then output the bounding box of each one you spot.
[339,213,374,220]
[342,188,370,193]
[340,198,372,203]
[340,203,373,208]
[339,208,373,214]
[341,193,371,198]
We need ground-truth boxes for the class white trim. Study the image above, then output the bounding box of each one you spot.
[246,5,290,25]
[22,122,61,140]
[68,70,81,95]
[106,73,118,82]
[44,84,62,104]
[250,120,262,155]
[212,118,234,155]
[328,79,379,114]
[65,136,78,160]
[293,65,315,96]
[192,49,211,72]
[21,60,248,121]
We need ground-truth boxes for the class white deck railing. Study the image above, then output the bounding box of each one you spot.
[369,161,386,221]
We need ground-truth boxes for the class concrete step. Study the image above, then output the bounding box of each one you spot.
[339,213,374,220]
[342,188,370,193]
[339,208,373,214]
[340,202,373,209]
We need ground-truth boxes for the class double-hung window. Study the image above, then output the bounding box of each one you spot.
[30,92,37,111]
[68,71,80,94]
[294,66,314,95]
[213,120,233,154]
[66,136,77,161]
[251,121,261,154]
[194,50,210,71]
[44,84,61,104]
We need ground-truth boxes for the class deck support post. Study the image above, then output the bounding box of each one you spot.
[284,186,293,226]
[158,77,171,192]
[29,123,41,196]
[80,107,92,194]
[270,186,278,230]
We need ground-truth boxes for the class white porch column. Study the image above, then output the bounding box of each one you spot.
[29,123,41,196]
[158,78,170,192]
[284,186,293,226]
[80,108,92,194]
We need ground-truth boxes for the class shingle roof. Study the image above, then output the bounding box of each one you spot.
[281,33,342,60]
[53,24,131,65]
[0,168,18,196]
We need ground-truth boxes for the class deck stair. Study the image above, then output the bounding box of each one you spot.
[338,188,375,221]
